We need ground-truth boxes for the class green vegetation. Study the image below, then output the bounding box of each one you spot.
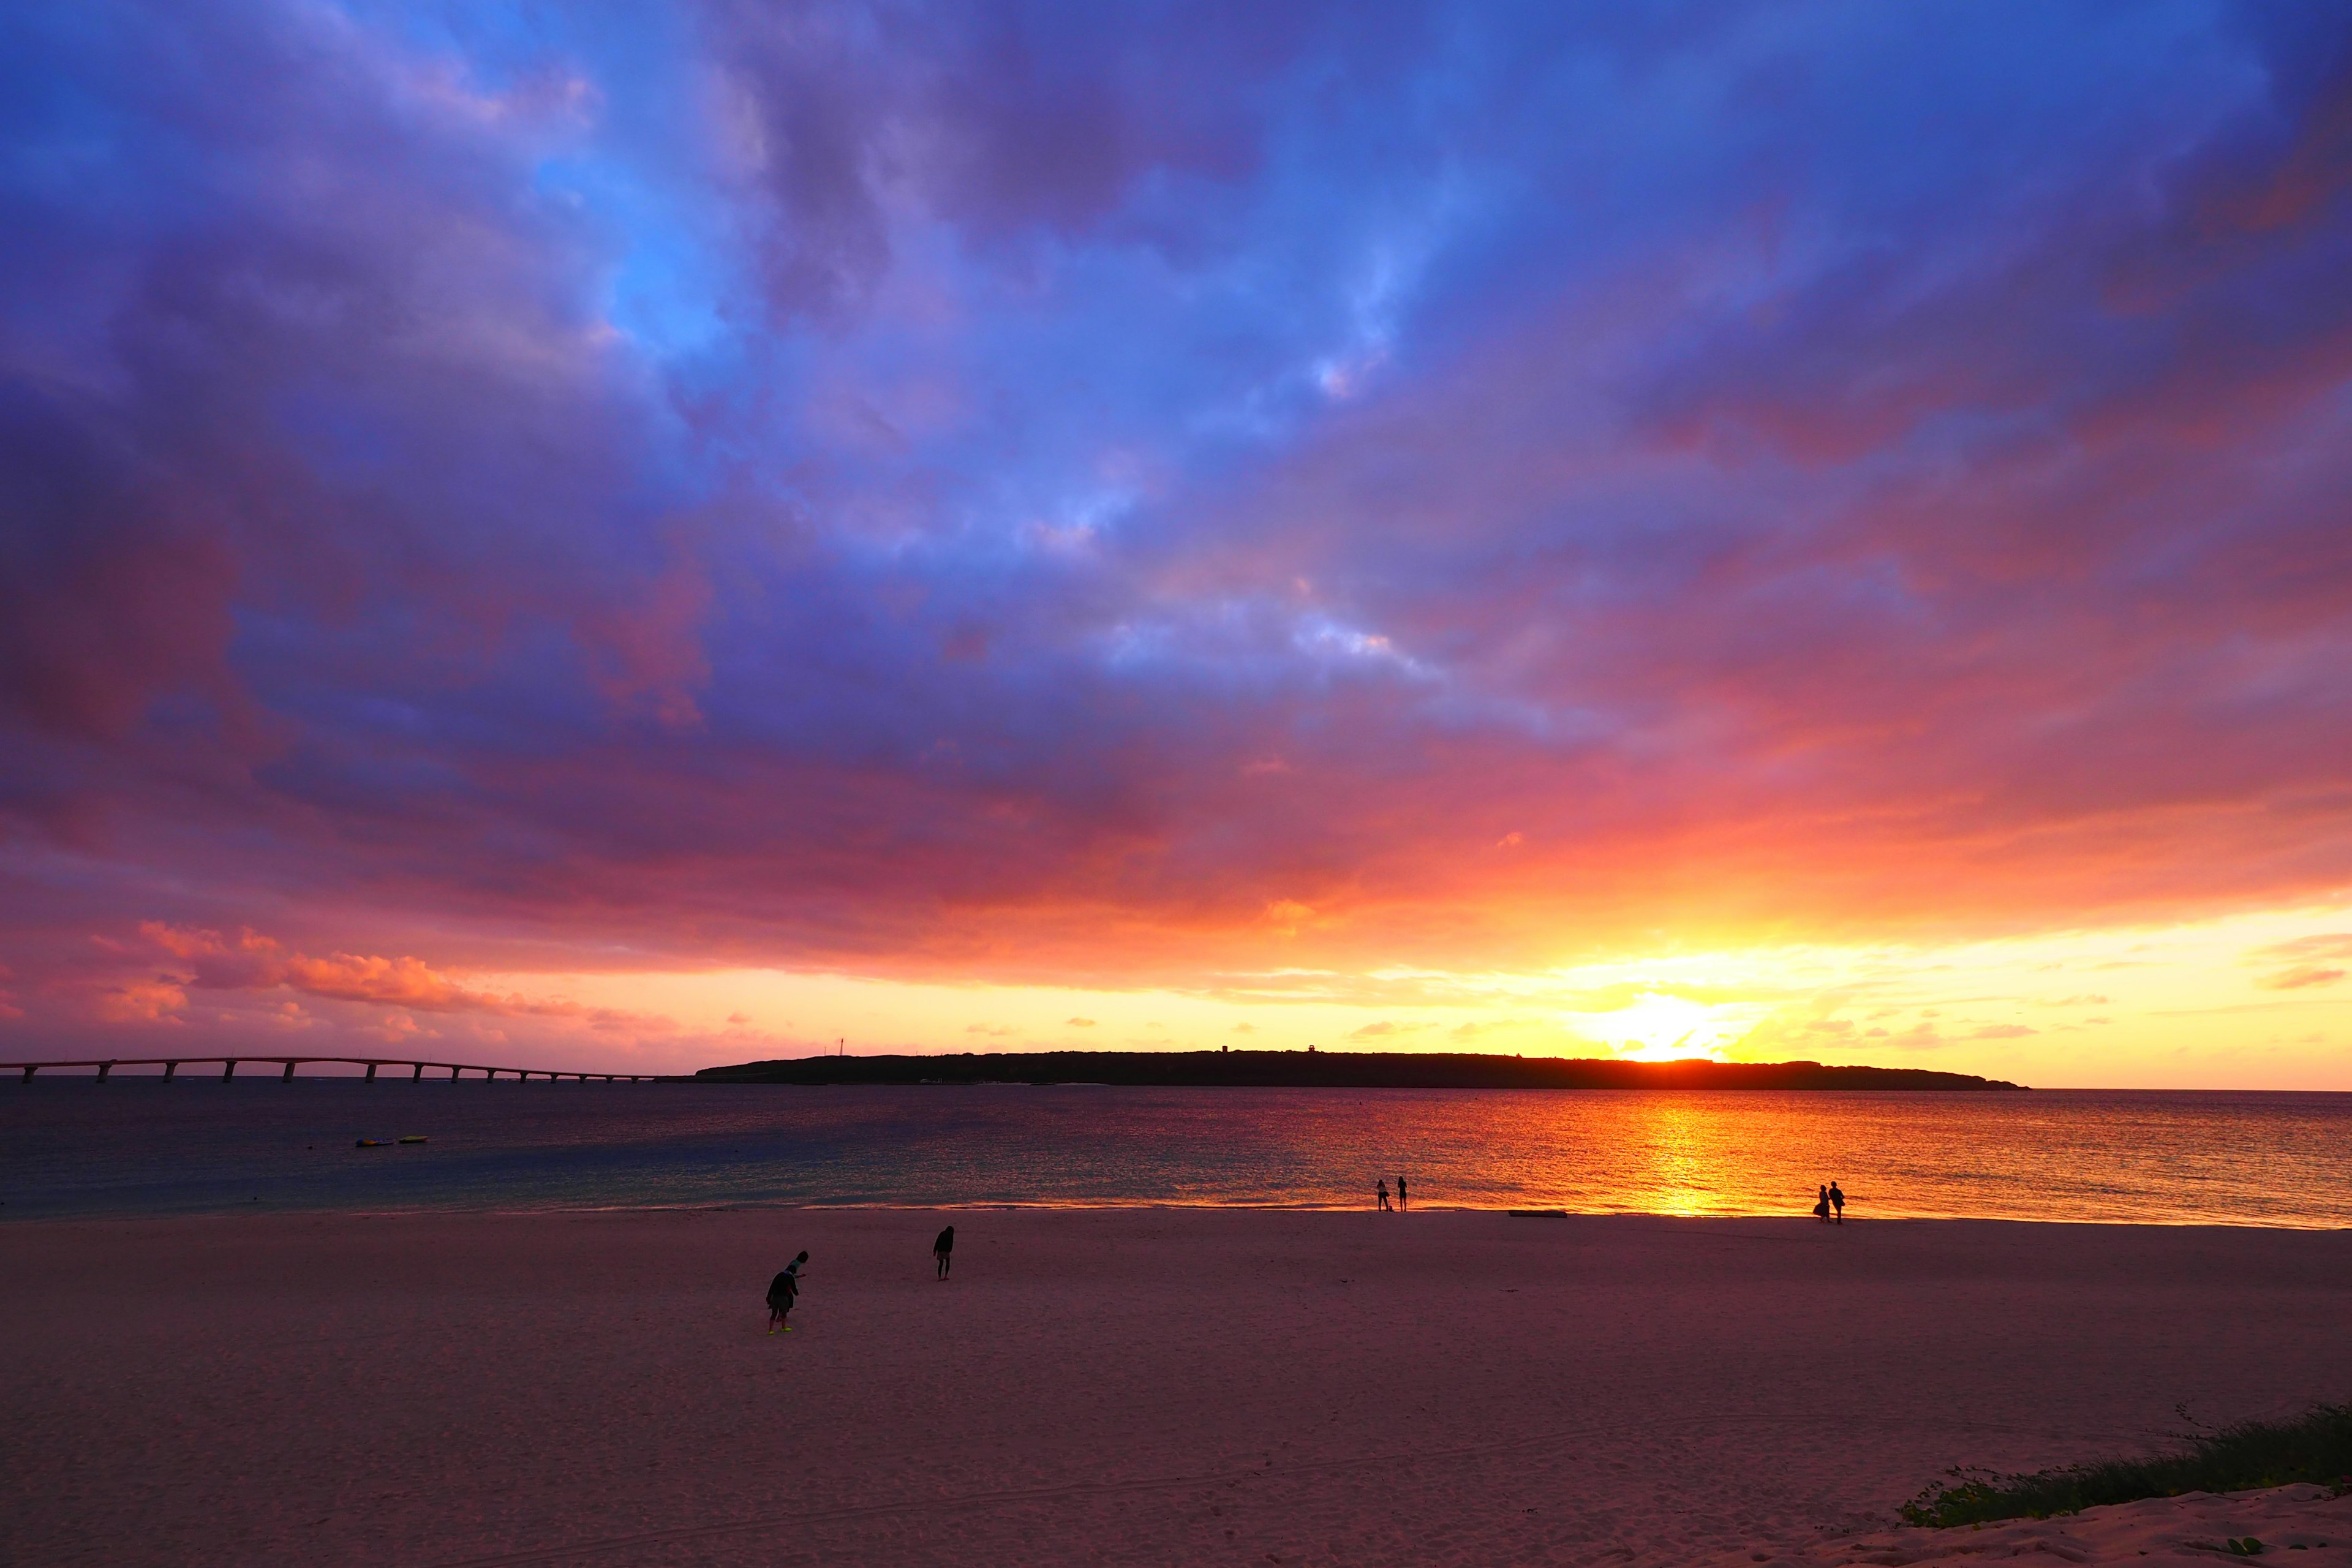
[1902,1405,2352,1528]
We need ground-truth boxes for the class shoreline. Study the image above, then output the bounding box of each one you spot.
[12,1200,2352,1231]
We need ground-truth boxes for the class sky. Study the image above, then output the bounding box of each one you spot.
[3,1,2351,1087]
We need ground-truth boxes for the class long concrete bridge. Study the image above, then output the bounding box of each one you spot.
[4,1056,657,1083]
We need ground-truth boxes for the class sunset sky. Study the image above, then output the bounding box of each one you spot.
[4,2,2351,1086]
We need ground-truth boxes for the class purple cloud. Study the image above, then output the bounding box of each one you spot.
[3,1,2352,1060]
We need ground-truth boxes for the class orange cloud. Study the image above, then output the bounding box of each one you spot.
[97,980,189,1023]
[133,924,668,1030]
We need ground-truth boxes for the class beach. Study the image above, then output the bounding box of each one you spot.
[6,1208,2350,1567]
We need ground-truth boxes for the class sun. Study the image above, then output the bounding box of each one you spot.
[1566,992,1746,1062]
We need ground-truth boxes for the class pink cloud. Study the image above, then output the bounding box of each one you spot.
[130,924,670,1031]
[2258,964,2345,992]
[96,980,189,1023]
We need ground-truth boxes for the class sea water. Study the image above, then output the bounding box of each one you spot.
[2,1080,2345,1225]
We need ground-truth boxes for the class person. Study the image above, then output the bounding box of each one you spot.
[933,1224,956,1279]
[767,1250,809,1333]
[1396,1174,1408,1212]
[1829,1181,1845,1225]
[1812,1185,1830,1223]
[1377,1178,1391,1212]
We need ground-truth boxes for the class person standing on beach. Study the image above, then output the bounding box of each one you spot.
[767,1250,809,1333]
[1397,1174,1409,1212]
[933,1224,955,1279]
[1813,1185,1831,1222]
[1829,1181,1845,1225]
[1377,1178,1391,1212]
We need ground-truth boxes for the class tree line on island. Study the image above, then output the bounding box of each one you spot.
[688,1049,2026,1090]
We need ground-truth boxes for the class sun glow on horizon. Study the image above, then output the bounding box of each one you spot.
[443,897,2352,1087]
[29,896,2352,1089]
[1556,992,1754,1062]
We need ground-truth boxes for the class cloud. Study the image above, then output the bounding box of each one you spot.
[2247,933,2352,990]
[2257,965,2345,991]
[144,924,488,1012]
[2252,934,2352,962]
[130,924,662,1030]
[1065,1016,1096,1027]
[1261,902,1317,937]
[96,980,188,1023]
[3,0,2352,1031]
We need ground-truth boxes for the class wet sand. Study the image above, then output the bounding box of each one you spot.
[5,1209,2349,1566]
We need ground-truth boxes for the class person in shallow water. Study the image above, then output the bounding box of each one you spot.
[767,1250,808,1333]
[1813,1185,1831,1222]
[1829,1181,1845,1224]
[1377,1178,1391,1211]
[933,1224,955,1279]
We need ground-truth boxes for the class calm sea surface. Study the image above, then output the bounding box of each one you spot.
[1,1082,2345,1226]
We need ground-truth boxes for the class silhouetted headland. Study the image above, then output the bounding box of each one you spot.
[688,1050,2026,1090]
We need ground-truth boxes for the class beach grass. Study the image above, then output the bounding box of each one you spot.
[1901,1404,2352,1527]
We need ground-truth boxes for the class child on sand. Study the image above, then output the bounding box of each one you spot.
[767,1250,808,1333]
[933,1224,955,1279]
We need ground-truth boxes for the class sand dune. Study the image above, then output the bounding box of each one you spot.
[4,1209,2348,1566]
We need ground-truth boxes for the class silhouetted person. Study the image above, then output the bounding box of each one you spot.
[1377,1178,1391,1212]
[934,1224,956,1279]
[1829,1181,1845,1225]
[1396,1174,1409,1212]
[1812,1185,1830,1223]
[767,1250,808,1333]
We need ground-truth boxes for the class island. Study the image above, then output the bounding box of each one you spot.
[687,1049,2026,1090]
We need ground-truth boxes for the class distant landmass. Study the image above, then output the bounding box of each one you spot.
[690,1050,2026,1091]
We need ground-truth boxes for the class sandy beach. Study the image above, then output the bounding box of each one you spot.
[6,1209,2350,1567]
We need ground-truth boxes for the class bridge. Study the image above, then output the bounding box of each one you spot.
[4,1057,657,1083]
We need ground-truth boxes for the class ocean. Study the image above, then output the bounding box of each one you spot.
[5,1080,2347,1225]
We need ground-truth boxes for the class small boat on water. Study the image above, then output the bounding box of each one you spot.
[398,1135,427,1145]
[355,1138,386,1148]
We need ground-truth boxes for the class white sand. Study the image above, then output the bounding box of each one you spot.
[4,1209,2349,1566]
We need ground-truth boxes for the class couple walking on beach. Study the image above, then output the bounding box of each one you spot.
[1812,1182,1846,1224]
[1376,1174,1409,1212]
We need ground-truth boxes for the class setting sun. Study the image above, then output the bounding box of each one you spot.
[1562,993,1745,1062]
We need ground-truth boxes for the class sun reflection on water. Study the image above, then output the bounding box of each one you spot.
[4,1084,2350,1225]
